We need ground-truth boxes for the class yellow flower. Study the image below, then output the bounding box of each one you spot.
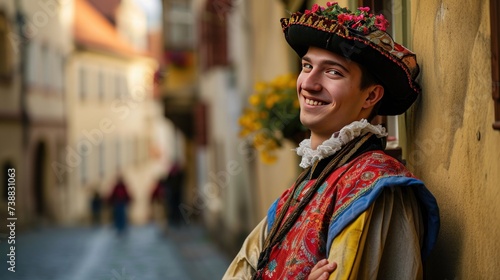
[253,132,267,147]
[238,115,250,128]
[254,82,267,93]
[248,94,260,106]
[238,129,250,137]
[265,94,280,109]
[238,73,304,164]
[252,121,262,130]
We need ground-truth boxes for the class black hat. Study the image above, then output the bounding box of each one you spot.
[281,3,421,115]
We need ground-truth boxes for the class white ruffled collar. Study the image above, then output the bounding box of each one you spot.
[295,119,387,168]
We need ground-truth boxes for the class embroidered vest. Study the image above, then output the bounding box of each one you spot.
[261,150,437,280]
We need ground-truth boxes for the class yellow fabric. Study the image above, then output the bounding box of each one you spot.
[328,188,424,280]
[328,208,372,280]
[223,217,268,280]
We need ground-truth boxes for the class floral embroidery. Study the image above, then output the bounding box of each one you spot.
[265,259,278,278]
[361,171,375,181]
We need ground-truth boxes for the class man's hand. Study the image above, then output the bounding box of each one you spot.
[308,259,337,280]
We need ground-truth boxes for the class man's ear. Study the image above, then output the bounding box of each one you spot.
[363,85,384,109]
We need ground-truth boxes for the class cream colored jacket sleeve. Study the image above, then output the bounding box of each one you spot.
[328,187,424,280]
[222,217,268,280]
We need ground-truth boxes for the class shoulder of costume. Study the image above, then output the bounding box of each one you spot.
[326,150,439,259]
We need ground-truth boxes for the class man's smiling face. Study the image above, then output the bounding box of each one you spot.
[297,47,376,141]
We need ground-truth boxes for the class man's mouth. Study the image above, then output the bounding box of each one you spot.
[304,97,327,106]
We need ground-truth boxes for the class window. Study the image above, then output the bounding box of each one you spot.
[114,74,129,100]
[164,0,194,49]
[115,73,121,99]
[79,66,87,100]
[98,70,104,101]
[41,45,48,88]
[116,138,121,171]
[54,52,64,91]
[122,75,129,99]
[80,142,87,185]
[199,0,229,70]
[491,0,500,130]
[99,141,105,178]
[27,42,39,86]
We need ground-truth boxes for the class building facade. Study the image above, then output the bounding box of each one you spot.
[0,0,73,228]
[0,0,24,227]
[0,0,171,228]
[62,0,169,225]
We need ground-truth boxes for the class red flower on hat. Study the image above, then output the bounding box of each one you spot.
[311,4,320,13]
[337,13,353,25]
[358,7,370,13]
[305,3,389,34]
[375,14,389,31]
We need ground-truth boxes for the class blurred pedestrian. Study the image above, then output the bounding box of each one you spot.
[108,176,131,235]
[150,176,166,226]
[165,162,185,227]
[90,190,102,226]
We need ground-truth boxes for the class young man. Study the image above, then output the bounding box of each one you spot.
[224,3,439,279]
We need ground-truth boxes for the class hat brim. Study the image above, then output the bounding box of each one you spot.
[284,22,420,115]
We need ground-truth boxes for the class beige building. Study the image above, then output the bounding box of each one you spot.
[0,0,23,226]
[1,0,171,228]
[61,0,170,225]
[0,0,73,228]
[186,0,500,278]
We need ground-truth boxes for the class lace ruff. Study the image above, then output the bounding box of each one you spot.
[295,119,387,168]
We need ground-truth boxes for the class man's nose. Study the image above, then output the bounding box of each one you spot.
[301,71,322,92]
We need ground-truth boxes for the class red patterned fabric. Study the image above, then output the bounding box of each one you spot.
[261,150,412,280]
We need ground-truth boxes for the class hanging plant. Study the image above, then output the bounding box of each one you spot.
[239,74,308,164]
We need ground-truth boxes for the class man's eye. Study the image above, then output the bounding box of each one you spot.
[328,69,340,75]
[302,63,312,69]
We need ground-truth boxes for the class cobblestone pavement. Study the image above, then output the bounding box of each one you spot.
[0,223,230,280]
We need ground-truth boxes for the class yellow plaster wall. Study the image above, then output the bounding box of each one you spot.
[251,0,300,220]
[409,0,500,278]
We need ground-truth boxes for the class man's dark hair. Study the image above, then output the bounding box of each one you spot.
[358,64,383,121]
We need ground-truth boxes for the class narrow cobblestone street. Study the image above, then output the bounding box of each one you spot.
[0,224,230,280]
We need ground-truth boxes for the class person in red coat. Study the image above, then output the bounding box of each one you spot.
[108,176,131,235]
